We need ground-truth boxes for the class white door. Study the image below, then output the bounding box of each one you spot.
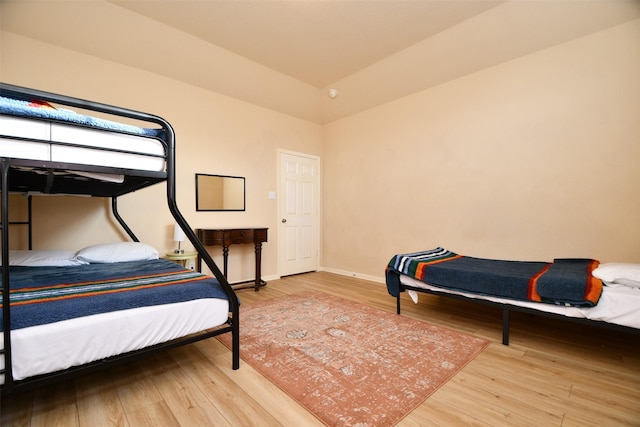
[278,151,319,276]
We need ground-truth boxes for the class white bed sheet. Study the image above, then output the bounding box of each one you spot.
[1,297,229,383]
[0,115,165,172]
[400,274,640,329]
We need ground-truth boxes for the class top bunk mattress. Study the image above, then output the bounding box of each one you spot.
[0,94,167,172]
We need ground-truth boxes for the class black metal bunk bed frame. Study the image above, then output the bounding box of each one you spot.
[0,83,240,394]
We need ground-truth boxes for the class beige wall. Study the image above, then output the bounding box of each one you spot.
[1,32,323,283]
[323,18,640,280]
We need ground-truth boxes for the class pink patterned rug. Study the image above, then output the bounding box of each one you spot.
[218,291,488,426]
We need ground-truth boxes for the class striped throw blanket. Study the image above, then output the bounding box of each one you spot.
[386,248,602,307]
[1,259,229,330]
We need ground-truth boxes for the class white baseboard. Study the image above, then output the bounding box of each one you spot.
[248,271,385,285]
[318,267,385,285]
[262,274,281,283]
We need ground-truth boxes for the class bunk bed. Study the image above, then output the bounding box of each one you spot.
[0,83,240,394]
[386,247,640,344]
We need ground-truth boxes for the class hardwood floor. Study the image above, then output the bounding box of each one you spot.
[2,271,639,426]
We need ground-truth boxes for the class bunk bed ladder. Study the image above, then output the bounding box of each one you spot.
[8,195,33,250]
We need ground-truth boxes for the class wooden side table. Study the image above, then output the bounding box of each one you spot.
[196,228,268,291]
[165,251,198,269]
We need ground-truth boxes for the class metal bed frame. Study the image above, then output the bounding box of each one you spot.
[0,83,240,395]
[396,282,639,345]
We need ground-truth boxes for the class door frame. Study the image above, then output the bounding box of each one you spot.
[277,149,320,277]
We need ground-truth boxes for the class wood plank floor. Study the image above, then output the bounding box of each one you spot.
[2,271,639,426]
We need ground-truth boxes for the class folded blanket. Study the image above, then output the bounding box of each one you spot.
[0,95,165,140]
[534,258,602,306]
[386,248,602,307]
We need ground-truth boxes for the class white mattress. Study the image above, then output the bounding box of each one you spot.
[400,274,640,330]
[1,297,229,383]
[0,115,165,171]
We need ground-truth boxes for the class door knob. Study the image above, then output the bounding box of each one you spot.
[281,218,287,223]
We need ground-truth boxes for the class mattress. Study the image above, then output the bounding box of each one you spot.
[0,297,229,382]
[0,114,166,172]
[400,274,640,329]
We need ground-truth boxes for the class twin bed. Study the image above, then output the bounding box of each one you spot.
[1,83,239,394]
[386,247,640,344]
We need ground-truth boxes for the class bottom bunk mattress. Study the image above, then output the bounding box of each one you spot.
[1,258,232,382]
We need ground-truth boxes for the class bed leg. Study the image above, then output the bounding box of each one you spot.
[396,292,401,315]
[502,307,510,345]
[230,316,240,370]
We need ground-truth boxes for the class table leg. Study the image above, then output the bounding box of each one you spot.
[222,245,229,279]
[254,242,263,291]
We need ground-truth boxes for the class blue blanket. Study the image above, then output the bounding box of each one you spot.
[1,259,230,330]
[386,248,602,307]
[0,95,165,140]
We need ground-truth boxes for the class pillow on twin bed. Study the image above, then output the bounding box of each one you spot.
[593,263,640,289]
[76,242,159,263]
[7,250,88,267]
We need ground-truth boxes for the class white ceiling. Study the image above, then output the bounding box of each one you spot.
[110,0,503,88]
[2,1,639,123]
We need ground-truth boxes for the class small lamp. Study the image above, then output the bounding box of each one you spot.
[173,223,186,254]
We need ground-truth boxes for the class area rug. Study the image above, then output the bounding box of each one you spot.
[218,291,489,426]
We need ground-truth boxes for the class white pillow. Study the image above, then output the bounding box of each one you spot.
[592,263,640,289]
[8,250,88,267]
[76,242,159,263]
